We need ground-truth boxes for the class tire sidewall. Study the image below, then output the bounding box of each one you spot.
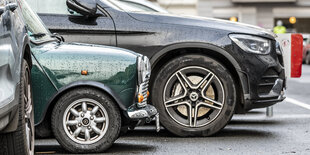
[51,89,121,153]
[152,54,236,136]
[21,60,34,155]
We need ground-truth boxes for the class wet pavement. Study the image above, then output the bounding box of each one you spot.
[35,65,310,155]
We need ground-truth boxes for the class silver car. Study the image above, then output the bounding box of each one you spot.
[0,0,34,154]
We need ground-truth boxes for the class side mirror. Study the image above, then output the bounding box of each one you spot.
[52,33,65,42]
[6,3,18,12]
[0,7,4,16]
[66,0,97,17]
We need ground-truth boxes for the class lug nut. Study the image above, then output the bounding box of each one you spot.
[88,126,91,129]
[90,116,94,120]
[78,123,82,127]
[81,113,84,117]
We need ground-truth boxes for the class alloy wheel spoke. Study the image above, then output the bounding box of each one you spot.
[94,117,106,123]
[74,127,82,137]
[70,108,80,117]
[164,95,187,104]
[25,106,32,119]
[24,95,28,104]
[66,120,79,126]
[193,104,199,127]
[197,101,222,110]
[85,129,90,141]
[166,101,190,108]
[187,105,193,127]
[196,73,213,89]
[202,95,223,107]
[82,102,87,113]
[177,71,194,89]
[201,74,214,93]
[27,85,31,104]
[91,106,99,115]
[91,126,102,135]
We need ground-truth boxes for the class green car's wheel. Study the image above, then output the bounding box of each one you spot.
[0,59,34,155]
[51,88,121,153]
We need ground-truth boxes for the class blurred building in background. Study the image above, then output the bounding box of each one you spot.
[155,0,310,33]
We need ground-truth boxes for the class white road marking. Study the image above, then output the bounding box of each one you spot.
[286,97,310,110]
[233,114,310,120]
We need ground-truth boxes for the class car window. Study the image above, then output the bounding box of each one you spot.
[117,0,157,12]
[105,0,146,12]
[18,0,55,43]
[26,0,80,15]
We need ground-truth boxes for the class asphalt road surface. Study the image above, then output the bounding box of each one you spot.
[35,65,310,155]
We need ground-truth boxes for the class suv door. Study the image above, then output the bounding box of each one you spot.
[27,0,116,46]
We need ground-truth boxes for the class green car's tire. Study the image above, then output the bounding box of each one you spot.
[0,59,34,155]
[151,54,236,137]
[51,88,121,153]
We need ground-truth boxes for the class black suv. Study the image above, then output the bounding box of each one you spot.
[32,0,285,137]
[0,0,34,154]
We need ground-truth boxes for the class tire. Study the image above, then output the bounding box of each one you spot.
[152,54,236,137]
[51,88,121,153]
[306,53,310,65]
[0,59,35,155]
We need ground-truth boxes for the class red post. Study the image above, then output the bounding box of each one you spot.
[290,34,303,78]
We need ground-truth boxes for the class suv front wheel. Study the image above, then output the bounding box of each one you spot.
[152,54,236,137]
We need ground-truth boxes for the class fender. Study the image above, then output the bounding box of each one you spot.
[21,34,32,67]
[35,80,127,126]
[150,42,250,102]
[150,42,241,71]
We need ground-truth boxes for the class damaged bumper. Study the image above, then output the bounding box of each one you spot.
[127,104,160,132]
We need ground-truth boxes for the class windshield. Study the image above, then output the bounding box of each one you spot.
[104,0,168,13]
[17,0,55,43]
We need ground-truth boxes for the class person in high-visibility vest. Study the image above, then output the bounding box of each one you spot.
[274,20,286,34]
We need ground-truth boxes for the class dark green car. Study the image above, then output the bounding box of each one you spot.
[18,0,158,153]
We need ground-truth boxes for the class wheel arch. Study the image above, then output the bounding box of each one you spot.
[21,35,32,68]
[150,42,247,113]
[35,81,127,126]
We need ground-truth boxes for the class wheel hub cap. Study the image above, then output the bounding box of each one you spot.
[163,66,225,128]
[63,98,109,144]
[189,92,199,102]
[82,118,90,126]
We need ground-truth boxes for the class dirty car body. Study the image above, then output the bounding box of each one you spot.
[0,0,32,134]
[34,0,285,137]
[0,1,34,154]
[17,0,157,153]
